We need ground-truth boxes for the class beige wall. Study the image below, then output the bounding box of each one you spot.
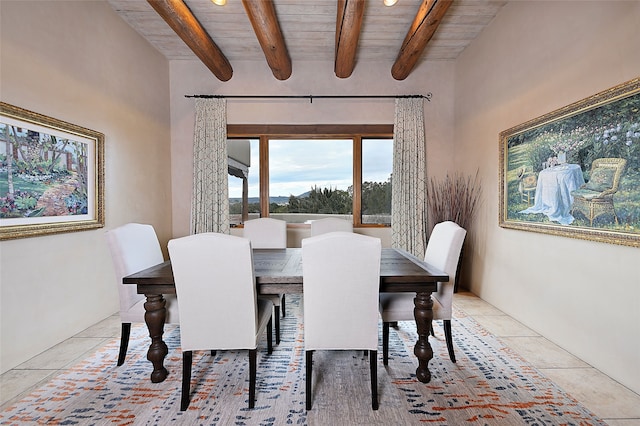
[0,1,172,372]
[455,1,640,394]
[169,60,455,243]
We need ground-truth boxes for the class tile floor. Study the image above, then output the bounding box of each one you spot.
[2,292,640,424]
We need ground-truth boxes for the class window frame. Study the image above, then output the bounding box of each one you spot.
[228,124,393,228]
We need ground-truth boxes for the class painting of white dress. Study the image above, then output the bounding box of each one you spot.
[499,78,640,248]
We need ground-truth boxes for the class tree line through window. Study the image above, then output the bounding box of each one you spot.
[227,125,393,227]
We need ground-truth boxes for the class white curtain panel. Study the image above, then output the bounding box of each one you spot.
[190,98,230,235]
[391,97,427,258]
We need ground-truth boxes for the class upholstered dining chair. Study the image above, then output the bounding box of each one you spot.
[379,221,466,365]
[167,232,273,411]
[310,217,353,236]
[105,223,179,366]
[302,231,381,410]
[243,217,286,344]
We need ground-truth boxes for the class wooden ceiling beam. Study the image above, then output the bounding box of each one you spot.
[147,0,232,82]
[334,0,365,79]
[242,0,292,81]
[391,0,453,81]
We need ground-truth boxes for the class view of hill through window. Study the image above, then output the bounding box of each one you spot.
[228,138,392,225]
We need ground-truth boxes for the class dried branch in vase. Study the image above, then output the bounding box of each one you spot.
[428,171,482,233]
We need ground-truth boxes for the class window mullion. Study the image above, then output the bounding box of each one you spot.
[259,136,269,217]
[353,136,363,227]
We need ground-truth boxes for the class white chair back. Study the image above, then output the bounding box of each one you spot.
[424,221,467,319]
[243,217,287,248]
[168,233,259,351]
[302,231,381,350]
[105,223,177,323]
[310,217,353,236]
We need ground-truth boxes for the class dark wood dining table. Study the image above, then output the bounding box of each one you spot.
[123,247,448,385]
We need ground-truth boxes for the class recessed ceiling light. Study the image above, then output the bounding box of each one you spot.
[211,0,226,6]
[384,0,398,6]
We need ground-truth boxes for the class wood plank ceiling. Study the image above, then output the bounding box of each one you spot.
[107,0,507,81]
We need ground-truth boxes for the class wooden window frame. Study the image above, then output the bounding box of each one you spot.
[227,124,393,228]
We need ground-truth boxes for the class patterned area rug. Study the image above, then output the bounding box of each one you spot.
[1,295,604,425]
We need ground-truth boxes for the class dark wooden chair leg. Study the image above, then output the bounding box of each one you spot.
[274,305,281,345]
[180,351,193,411]
[211,350,217,357]
[267,317,273,354]
[443,320,456,363]
[305,351,313,410]
[430,323,435,337]
[249,349,257,408]
[382,322,390,365]
[281,294,286,317]
[117,323,131,366]
[370,350,378,410]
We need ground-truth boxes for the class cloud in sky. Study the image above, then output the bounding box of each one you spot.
[229,138,392,198]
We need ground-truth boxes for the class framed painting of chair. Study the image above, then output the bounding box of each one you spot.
[499,77,640,248]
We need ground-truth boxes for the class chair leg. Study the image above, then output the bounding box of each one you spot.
[382,322,390,365]
[180,351,193,411]
[267,317,273,354]
[430,323,435,337]
[305,350,313,410]
[443,320,456,363]
[274,305,281,345]
[211,350,217,357]
[370,350,378,410]
[117,323,131,366]
[281,294,286,317]
[249,349,257,409]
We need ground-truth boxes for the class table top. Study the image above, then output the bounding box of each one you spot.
[123,247,448,295]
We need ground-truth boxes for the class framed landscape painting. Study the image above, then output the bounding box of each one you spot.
[499,78,640,247]
[0,102,104,240]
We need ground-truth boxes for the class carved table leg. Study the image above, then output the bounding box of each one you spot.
[413,291,434,383]
[144,294,168,383]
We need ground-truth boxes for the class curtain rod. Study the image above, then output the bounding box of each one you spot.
[184,93,432,103]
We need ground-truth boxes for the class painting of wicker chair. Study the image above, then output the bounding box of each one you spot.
[517,166,538,205]
[571,158,627,226]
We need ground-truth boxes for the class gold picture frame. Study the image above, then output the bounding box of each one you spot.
[1,102,104,240]
[499,78,640,247]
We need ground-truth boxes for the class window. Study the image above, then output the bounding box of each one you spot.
[269,139,353,223]
[228,125,393,227]
[228,139,260,224]
[361,138,393,225]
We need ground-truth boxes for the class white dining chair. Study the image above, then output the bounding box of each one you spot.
[168,232,273,411]
[310,217,353,236]
[243,217,286,344]
[302,231,381,410]
[379,221,466,364]
[105,223,179,366]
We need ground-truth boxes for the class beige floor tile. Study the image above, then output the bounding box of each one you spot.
[541,367,640,420]
[500,336,590,369]
[16,337,108,370]
[472,315,540,337]
[453,297,505,316]
[452,291,477,299]
[604,420,640,426]
[0,369,55,406]
[74,314,120,338]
